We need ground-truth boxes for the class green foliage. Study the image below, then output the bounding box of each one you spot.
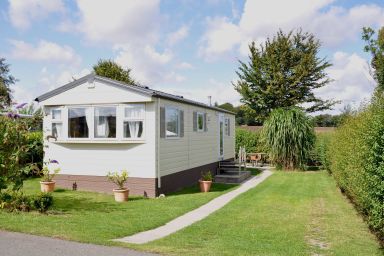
[309,132,333,171]
[363,27,384,90]
[201,171,213,181]
[0,117,36,191]
[40,165,60,182]
[32,193,53,213]
[234,29,336,123]
[107,170,129,189]
[93,59,136,85]
[25,132,43,171]
[329,95,384,241]
[262,108,315,170]
[0,58,17,108]
[235,128,265,154]
[0,191,32,212]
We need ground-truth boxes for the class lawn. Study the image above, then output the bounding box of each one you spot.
[0,178,236,245]
[128,171,382,256]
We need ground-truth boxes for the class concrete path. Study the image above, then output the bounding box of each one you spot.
[115,169,273,244]
[0,230,157,256]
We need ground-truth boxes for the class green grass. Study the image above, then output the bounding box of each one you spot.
[128,171,382,256]
[0,178,236,245]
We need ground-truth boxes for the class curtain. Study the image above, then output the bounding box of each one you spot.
[95,108,109,137]
[128,121,141,138]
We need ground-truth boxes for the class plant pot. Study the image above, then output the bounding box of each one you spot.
[113,188,129,202]
[40,181,56,192]
[199,180,212,193]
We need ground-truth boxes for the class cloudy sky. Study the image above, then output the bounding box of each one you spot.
[1,0,383,113]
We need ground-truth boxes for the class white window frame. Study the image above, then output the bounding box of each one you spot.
[50,108,63,139]
[121,103,145,140]
[225,117,230,136]
[196,112,205,132]
[165,106,180,139]
[93,106,118,140]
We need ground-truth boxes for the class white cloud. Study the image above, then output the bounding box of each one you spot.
[72,0,161,45]
[9,40,81,64]
[200,1,384,59]
[8,0,64,29]
[315,51,376,114]
[167,25,189,46]
[177,62,194,70]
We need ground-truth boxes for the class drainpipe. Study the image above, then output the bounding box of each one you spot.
[157,97,161,189]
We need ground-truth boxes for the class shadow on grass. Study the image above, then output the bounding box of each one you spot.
[170,183,238,196]
[246,168,262,176]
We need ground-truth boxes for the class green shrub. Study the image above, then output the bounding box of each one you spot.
[262,108,315,170]
[32,193,53,213]
[235,128,264,154]
[0,191,32,212]
[329,94,384,241]
[308,132,333,171]
[24,132,43,172]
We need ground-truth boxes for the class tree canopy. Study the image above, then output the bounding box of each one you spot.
[234,29,336,123]
[93,59,136,85]
[363,27,384,91]
[0,58,17,108]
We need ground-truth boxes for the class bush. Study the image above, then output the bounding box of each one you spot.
[262,108,315,170]
[0,191,32,212]
[308,132,333,171]
[235,128,264,154]
[32,193,53,213]
[24,132,43,172]
[329,94,384,241]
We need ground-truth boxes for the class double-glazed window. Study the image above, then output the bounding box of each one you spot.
[166,107,180,138]
[51,109,63,139]
[48,104,145,141]
[224,117,231,136]
[123,104,144,139]
[193,111,207,132]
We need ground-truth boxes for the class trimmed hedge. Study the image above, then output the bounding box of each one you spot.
[329,95,384,241]
[308,132,333,171]
[235,128,264,154]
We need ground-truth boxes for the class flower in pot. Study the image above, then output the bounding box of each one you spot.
[40,160,60,193]
[107,170,129,202]
[199,171,213,193]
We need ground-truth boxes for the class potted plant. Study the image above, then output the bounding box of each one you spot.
[199,171,213,192]
[107,170,129,202]
[40,160,60,192]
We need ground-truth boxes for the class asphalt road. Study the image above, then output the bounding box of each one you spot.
[0,231,158,256]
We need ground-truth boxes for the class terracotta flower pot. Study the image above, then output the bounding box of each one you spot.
[199,180,212,193]
[113,188,129,202]
[40,181,56,192]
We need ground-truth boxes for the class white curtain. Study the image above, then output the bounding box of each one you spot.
[128,121,140,138]
[85,108,93,136]
[95,108,109,137]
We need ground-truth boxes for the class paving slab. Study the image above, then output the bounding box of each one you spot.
[0,230,157,256]
[115,169,273,244]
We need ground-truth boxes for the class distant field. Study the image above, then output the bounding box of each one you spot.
[238,125,335,133]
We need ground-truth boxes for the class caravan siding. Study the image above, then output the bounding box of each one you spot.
[157,98,235,177]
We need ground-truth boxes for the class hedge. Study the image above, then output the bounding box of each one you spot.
[329,95,384,241]
[235,128,265,154]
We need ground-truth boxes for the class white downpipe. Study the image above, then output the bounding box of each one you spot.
[157,97,161,188]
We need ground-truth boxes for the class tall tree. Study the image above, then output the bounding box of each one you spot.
[362,27,384,91]
[93,59,136,85]
[0,58,17,108]
[234,29,336,123]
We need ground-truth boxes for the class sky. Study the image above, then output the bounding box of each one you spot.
[1,0,383,114]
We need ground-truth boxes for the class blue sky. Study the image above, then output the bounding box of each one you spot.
[1,0,383,113]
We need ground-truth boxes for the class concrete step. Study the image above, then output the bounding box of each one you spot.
[214,171,251,184]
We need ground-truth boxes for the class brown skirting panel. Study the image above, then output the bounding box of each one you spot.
[156,161,221,195]
[55,174,157,198]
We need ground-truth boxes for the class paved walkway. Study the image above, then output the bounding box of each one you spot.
[115,169,273,244]
[0,230,157,256]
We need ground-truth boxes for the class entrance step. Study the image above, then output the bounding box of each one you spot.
[214,171,251,184]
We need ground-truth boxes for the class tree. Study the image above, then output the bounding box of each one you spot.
[262,107,315,170]
[234,29,336,123]
[93,59,136,85]
[0,58,17,108]
[218,102,236,113]
[362,27,384,91]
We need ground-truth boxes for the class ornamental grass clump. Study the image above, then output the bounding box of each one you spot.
[262,108,315,170]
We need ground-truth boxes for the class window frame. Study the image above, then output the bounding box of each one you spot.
[196,112,205,132]
[50,108,63,139]
[121,103,146,141]
[94,106,118,139]
[225,117,230,136]
[165,105,180,139]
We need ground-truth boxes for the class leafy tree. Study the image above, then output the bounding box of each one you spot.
[218,102,236,113]
[235,105,261,126]
[262,107,315,170]
[93,59,136,85]
[0,58,17,108]
[362,27,384,91]
[234,29,336,123]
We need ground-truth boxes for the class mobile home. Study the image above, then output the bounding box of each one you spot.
[35,74,235,197]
